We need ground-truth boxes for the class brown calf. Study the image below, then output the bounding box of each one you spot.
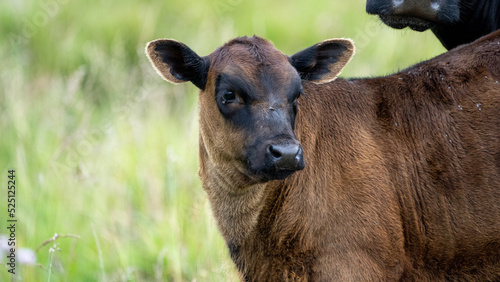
[146,30,500,281]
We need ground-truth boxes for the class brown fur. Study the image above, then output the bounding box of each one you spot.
[147,31,500,281]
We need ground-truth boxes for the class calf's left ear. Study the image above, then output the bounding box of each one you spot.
[146,39,209,90]
[290,38,355,84]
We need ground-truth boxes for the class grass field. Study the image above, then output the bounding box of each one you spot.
[1,0,445,280]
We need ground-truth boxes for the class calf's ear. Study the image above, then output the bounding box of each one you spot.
[290,38,355,84]
[146,39,210,90]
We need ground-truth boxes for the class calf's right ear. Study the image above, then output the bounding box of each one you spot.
[146,39,210,90]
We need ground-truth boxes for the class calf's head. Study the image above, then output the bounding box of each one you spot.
[146,36,354,184]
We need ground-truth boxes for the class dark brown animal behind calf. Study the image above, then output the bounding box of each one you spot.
[366,0,500,50]
[146,30,500,281]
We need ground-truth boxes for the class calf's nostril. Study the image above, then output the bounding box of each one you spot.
[264,142,305,172]
[268,144,283,159]
[268,143,301,162]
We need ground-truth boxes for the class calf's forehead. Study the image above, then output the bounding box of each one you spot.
[208,39,299,89]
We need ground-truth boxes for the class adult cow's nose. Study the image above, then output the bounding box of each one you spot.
[366,0,392,15]
[366,0,442,20]
[267,143,305,171]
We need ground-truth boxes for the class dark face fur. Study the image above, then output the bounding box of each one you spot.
[205,38,305,181]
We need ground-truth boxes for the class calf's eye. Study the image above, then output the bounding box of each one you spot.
[222,91,237,104]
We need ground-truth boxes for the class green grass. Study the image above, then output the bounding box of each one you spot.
[1,0,445,280]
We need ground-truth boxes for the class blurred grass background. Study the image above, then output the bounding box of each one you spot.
[1,0,445,280]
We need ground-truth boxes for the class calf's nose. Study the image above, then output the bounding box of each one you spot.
[267,143,305,171]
